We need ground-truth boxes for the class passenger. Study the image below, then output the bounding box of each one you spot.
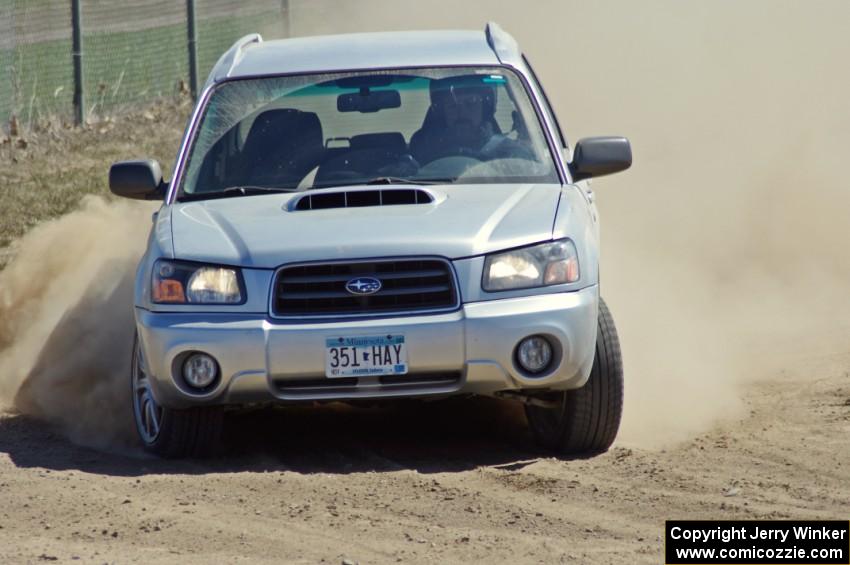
[410,75,533,165]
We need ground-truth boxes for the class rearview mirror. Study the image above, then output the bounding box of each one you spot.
[109,159,167,200]
[337,89,401,113]
[570,137,632,181]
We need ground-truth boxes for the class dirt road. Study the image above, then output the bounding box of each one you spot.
[2,2,850,563]
[1,346,847,564]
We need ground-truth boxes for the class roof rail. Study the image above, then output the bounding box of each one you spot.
[485,22,519,63]
[204,33,263,89]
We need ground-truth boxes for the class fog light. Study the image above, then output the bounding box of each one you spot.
[516,336,553,374]
[182,353,218,389]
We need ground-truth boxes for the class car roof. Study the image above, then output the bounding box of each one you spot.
[207,26,522,86]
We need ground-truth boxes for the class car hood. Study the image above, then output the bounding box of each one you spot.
[168,184,561,268]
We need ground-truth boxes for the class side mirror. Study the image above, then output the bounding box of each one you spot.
[109,159,167,200]
[570,137,632,181]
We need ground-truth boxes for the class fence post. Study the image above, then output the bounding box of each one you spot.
[71,0,84,125]
[186,0,198,100]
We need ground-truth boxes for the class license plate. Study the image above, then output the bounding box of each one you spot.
[325,335,408,378]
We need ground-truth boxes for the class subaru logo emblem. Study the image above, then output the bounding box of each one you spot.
[345,277,382,295]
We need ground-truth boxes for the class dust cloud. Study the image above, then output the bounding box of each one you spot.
[1,1,849,449]
[0,197,154,448]
[553,1,850,445]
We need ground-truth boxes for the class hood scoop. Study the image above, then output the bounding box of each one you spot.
[290,188,434,211]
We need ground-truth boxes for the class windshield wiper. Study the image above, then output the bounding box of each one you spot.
[363,176,453,186]
[309,176,455,189]
[222,185,295,195]
[178,185,293,202]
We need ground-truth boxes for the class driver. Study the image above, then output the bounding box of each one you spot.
[410,75,530,165]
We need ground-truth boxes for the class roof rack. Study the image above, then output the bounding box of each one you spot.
[204,33,263,89]
[485,22,519,63]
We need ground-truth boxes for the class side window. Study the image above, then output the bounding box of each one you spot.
[522,55,567,149]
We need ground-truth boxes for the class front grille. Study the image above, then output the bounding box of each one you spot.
[273,258,457,318]
[273,372,462,397]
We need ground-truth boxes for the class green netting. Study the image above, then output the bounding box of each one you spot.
[0,0,289,128]
[82,1,186,116]
[1,0,75,126]
[196,0,287,83]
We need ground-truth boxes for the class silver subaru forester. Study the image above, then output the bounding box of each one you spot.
[109,23,632,458]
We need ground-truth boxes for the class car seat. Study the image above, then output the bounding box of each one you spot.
[239,108,324,187]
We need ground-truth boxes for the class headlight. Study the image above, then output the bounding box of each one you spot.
[152,260,243,304]
[483,239,580,291]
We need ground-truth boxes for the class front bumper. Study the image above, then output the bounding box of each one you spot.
[135,286,598,408]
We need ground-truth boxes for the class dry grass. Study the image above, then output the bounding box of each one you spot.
[0,97,192,268]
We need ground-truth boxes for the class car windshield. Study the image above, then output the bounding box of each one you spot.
[178,67,559,200]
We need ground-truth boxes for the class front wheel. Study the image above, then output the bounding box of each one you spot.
[131,335,223,458]
[525,298,624,455]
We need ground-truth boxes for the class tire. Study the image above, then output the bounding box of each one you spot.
[131,335,223,458]
[525,297,623,455]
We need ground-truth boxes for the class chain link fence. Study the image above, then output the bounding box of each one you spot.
[1,0,290,129]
